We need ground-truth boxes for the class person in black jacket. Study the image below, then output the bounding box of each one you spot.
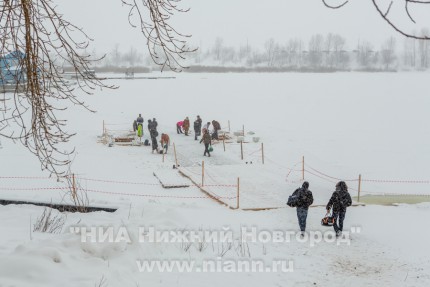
[148,119,157,132]
[150,129,159,153]
[293,181,314,236]
[326,181,352,237]
[194,115,202,140]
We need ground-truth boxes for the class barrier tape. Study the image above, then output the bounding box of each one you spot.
[285,162,303,184]
[362,179,430,184]
[0,176,52,180]
[78,177,160,186]
[0,187,68,191]
[247,148,262,156]
[305,169,337,184]
[305,164,359,182]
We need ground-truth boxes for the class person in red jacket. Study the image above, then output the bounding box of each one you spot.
[176,121,183,134]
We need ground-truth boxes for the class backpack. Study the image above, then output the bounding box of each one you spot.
[287,188,301,207]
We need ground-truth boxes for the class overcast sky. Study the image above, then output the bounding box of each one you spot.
[56,0,430,54]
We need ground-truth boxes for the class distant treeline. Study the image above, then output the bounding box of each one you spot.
[84,31,430,73]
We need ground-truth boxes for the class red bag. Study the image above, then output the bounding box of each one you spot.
[321,212,335,226]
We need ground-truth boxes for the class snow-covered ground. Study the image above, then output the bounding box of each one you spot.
[0,72,429,286]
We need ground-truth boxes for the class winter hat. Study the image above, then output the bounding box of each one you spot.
[336,181,347,191]
[302,181,309,190]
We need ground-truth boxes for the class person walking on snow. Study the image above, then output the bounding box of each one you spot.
[160,133,170,153]
[326,181,352,237]
[292,181,314,236]
[200,129,212,157]
[194,115,202,140]
[176,121,183,134]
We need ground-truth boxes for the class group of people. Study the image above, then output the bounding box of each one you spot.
[133,114,169,154]
[132,114,224,158]
[290,181,352,237]
[176,116,222,157]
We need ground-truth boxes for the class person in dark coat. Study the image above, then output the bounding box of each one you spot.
[150,129,159,153]
[147,119,152,133]
[152,118,158,130]
[326,181,352,237]
[199,129,212,157]
[133,120,138,132]
[194,115,202,140]
[137,114,144,125]
[292,181,314,236]
[148,119,157,132]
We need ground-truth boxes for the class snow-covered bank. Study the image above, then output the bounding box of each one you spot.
[1,72,429,286]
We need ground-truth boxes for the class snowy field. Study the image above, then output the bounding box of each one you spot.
[0,72,430,286]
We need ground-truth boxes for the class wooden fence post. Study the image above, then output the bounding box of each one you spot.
[237,177,240,209]
[228,120,230,132]
[302,156,305,180]
[261,143,264,164]
[358,174,362,202]
[202,161,205,187]
[103,120,105,135]
[240,141,243,160]
[242,124,245,136]
[173,143,178,167]
[223,133,226,152]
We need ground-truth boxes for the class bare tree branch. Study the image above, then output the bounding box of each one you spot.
[371,0,430,40]
[322,0,349,9]
[1,0,194,177]
[323,0,430,40]
[1,0,118,177]
[384,1,394,17]
[121,0,197,72]
[405,1,417,23]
